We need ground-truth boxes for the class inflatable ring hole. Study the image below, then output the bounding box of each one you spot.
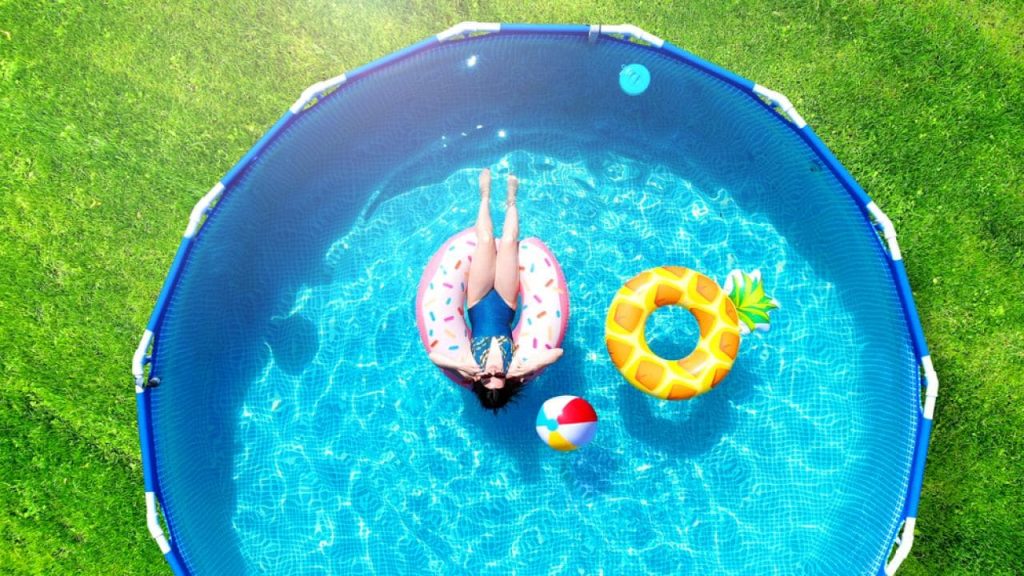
[644,305,699,361]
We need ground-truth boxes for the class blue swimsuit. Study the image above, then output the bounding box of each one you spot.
[467,289,516,373]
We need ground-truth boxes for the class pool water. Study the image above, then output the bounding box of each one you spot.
[228,151,889,574]
[149,33,920,575]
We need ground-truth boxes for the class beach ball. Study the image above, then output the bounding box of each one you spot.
[535,395,598,451]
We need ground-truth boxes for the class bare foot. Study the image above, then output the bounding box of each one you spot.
[479,168,491,199]
[507,174,518,206]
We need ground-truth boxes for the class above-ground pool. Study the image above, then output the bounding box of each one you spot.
[132,23,936,576]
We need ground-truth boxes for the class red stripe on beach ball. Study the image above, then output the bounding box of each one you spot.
[557,397,598,425]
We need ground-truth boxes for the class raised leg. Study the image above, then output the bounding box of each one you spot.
[467,169,496,308]
[494,175,520,309]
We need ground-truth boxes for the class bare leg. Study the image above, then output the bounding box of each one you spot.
[467,169,496,308]
[494,175,520,309]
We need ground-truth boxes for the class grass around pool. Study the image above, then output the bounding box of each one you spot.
[1,1,1021,574]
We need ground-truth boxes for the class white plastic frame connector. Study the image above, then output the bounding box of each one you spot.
[921,355,939,420]
[752,84,808,128]
[885,517,917,575]
[866,201,903,261]
[184,182,225,239]
[290,73,348,114]
[132,329,154,393]
[146,492,172,554]
[596,24,665,48]
[436,21,501,42]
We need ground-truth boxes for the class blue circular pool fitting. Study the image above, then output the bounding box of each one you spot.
[619,63,650,95]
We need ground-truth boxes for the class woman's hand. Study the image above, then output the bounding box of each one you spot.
[508,347,563,379]
[455,361,483,381]
[546,348,564,361]
[430,351,483,382]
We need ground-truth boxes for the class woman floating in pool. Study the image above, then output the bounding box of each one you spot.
[426,169,564,412]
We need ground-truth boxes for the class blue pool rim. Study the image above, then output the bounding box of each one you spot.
[131,23,937,576]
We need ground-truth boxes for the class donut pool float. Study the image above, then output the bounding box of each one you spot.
[606,266,778,400]
[415,228,570,386]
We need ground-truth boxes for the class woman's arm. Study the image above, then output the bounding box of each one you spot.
[428,350,483,381]
[507,348,563,380]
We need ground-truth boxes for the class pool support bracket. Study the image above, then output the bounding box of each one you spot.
[290,74,348,114]
[752,85,808,128]
[437,22,501,42]
[866,201,902,261]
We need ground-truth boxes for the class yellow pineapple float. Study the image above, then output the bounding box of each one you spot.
[605,266,778,400]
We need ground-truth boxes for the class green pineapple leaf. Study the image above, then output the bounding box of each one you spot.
[723,269,780,335]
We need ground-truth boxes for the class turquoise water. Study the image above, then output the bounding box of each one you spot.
[232,151,882,574]
[148,33,920,575]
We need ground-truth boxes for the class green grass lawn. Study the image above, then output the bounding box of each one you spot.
[1,0,1021,574]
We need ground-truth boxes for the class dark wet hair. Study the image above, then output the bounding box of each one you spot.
[471,377,526,414]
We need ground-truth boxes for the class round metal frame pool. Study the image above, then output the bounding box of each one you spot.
[132,23,937,576]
